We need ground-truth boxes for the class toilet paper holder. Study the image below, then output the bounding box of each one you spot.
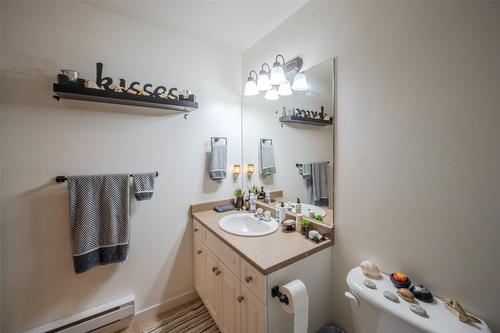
[271,286,289,305]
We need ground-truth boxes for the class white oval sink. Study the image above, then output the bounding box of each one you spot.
[295,204,327,217]
[218,213,279,237]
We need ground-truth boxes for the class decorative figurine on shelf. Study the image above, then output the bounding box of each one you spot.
[84,80,102,90]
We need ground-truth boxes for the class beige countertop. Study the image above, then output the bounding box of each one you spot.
[191,205,333,275]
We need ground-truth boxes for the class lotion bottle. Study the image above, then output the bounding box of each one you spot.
[296,198,302,214]
[249,193,257,213]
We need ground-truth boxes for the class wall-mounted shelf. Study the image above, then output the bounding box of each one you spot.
[279,115,333,126]
[53,84,198,112]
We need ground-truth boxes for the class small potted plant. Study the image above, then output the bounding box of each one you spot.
[234,187,244,210]
[300,218,311,236]
[247,184,259,196]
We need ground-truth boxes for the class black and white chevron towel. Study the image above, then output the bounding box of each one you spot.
[132,172,156,201]
[67,174,131,274]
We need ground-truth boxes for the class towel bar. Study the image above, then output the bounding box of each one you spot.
[55,172,159,183]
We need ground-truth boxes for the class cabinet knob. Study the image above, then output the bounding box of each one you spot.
[212,266,218,272]
[245,276,253,283]
[194,228,199,232]
[197,250,202,255]
[237,296,244,303]
[215,270,221,276]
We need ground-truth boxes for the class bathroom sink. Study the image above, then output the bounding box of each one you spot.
[295,204,327,217]
[218,213,279,237]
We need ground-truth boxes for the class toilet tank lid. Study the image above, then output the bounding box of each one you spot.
[346,267,491,333]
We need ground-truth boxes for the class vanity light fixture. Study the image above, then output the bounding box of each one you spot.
[246,163,255,176]
[292,72,309,91]
[264,87,279,101]
[277,80,293,96]
[232,164,241,176]
[243,71,259,96]
[269,54,287,85]
[257,63,272,91]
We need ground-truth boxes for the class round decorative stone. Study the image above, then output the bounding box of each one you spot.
[383,291,399,303]
[409,304,428,317]
[363,279,376,289]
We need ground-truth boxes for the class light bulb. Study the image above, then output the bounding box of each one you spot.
[292,72,309,91]
[278,80,292,96]
[243,71,259,96]
[257,64,272,91]
[264,87,279,101]
[269,64,286,85]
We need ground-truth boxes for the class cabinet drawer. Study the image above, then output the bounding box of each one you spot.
[240,259,267,304]
[193,219,204,239]
[204,229,240,278]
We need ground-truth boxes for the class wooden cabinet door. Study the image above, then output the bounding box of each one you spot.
[193,236,204,298]
[241,284,267,333]
[203,245,220,325]
[218,262,241,333]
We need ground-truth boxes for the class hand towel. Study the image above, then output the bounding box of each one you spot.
[260,141,276,176]
[67,174,131,273]
[297,163,312,180]
[311,162,329,206]
[210,142,227,180]
[132,172,156,201]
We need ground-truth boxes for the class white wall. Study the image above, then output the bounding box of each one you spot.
[0,2,241,332]
[243,2,500,332]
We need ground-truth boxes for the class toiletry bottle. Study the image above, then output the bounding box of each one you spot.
[249,193,257,213]
[275,204,281,222]
[258,186,265,200]
[264,191,271,204]
[296,198,302,214]
[279,202,286,222]
[295,213,303,231]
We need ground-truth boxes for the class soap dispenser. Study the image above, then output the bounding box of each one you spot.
[296,198,302,214]
[275,202,286,222]
[258,186,265,200]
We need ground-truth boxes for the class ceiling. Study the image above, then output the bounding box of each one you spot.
[84,0,308,52]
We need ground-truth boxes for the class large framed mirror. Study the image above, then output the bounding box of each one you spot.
[242,58,335,225]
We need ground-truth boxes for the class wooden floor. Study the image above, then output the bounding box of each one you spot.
[120,298,203,333]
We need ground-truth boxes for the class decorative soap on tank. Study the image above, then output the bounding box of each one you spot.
[397,288,415,303]
[410,284,434,303]
[390,272,411,288]
[360,261,381,278]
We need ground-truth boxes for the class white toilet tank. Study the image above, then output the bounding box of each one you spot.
[345,267,491,333]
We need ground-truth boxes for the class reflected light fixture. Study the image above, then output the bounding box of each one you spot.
[278,80,292,96]
[243,71,259,96]
[246,163,255,176]
[264,87,279,101]
[257,63,272,91]
[292,72,309,91]
[269,54,287,85]
[232,164,241,176]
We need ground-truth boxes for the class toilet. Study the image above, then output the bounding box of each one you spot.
[345,266,492,333]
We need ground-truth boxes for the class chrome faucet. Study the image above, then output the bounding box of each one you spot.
[254,209,271,222]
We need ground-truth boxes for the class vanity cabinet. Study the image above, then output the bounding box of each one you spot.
[193,219,267,333]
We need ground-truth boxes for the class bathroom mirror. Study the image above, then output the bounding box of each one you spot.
[242,58,335,225]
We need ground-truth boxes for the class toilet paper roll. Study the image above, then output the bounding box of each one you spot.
[279,279,309,333]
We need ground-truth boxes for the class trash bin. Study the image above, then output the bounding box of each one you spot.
[316,324,346,333]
